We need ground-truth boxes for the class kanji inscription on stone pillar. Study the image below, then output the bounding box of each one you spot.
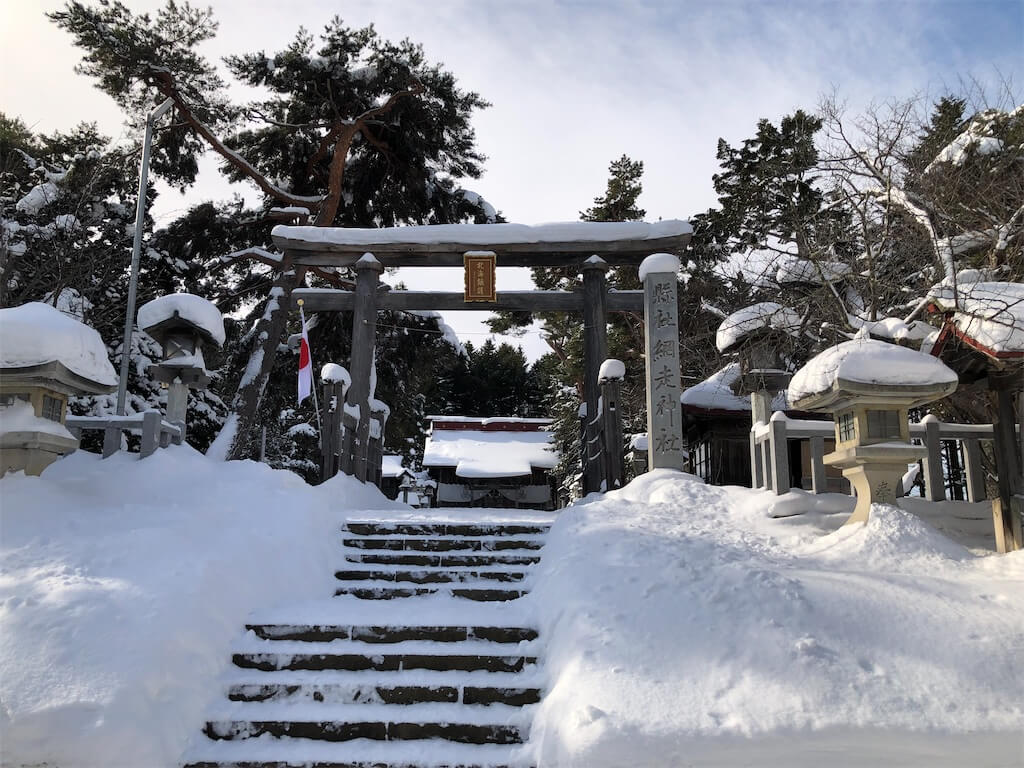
[641,252,684,471]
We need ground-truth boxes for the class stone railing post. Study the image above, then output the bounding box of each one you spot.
[640,253,684,471]
[809,435,827,494]
[140,409,161,459]
[768,413,790,495]
[102,425,120,458]
[921,415,945,501]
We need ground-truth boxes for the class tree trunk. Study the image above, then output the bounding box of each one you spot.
[225,268,304,460]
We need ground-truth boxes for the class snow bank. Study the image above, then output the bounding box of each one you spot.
[137,293,226,347]
[0,302,117,387]
[715,301,802,353]
[274,220,692,248]
[526,470,1024,766]
[0,446,399,768]
[789,336,959,402]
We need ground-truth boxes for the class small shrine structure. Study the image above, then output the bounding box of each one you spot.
[421,417,557,509]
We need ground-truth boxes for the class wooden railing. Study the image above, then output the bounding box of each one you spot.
[580,374,626,493]
[66,410,183,459]
[321,375,388,486]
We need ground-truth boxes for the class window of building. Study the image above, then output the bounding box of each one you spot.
[692,438,711,482]
[866,409,901,440]
[837,412,855,442]
[42,395,63,422]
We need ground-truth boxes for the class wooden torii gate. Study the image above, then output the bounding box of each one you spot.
[273,221,692,495]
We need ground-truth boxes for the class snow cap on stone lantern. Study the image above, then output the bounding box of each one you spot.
[0,302,117,475]
[789,333,958,525]
[716,302,801,395]
[138,294,225,390]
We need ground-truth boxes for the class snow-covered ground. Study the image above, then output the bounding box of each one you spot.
[0,446,400,767]
[529,470,1024,767]
[2,452,1022,767]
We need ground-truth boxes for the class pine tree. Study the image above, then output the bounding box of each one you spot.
[52,2,494,461]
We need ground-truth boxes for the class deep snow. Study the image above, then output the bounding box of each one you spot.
[1,454,1022,767]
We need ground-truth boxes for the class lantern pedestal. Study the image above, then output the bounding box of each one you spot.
[826,442,926,525]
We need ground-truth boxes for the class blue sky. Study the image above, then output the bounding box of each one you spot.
[2,0,1021,359]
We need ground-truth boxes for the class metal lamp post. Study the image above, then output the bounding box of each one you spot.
[115,97,175,416]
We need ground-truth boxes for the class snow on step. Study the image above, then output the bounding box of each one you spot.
[186,510,548,767]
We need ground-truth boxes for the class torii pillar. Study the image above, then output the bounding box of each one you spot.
[582,256,609,494]
[340,253,383,482]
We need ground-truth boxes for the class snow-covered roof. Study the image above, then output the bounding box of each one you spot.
[789,336,959,404]
[381,454,413,479]
[423,428,557,478]
[927,276,1024,356]
[776,257,852,285]
[0,302,117,387]
[274,220,692,248]
[681,363,788,413]
[426,416,551,426]
[715,302,802,353]
[137,294,225,347]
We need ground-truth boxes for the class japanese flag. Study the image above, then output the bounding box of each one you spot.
[297,306,312,404]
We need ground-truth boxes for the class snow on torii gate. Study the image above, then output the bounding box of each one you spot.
[272,221,693,493]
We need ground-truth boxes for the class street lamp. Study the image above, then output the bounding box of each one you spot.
[115,97,175,416]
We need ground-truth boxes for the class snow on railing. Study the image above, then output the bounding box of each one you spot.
[66,410,183,459]
[751,413,1016,502]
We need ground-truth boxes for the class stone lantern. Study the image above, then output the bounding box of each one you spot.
[717,302,801,422]
[789,335,959,525]
[0,302,117,475]
[137,294,225,443]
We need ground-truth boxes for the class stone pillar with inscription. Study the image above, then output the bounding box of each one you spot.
[640,253,684,471]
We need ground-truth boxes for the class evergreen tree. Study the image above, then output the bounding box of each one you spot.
[52,2,494,461]
[0,115,228,448]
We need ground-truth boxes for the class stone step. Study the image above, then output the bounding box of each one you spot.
[335,568,527,584]
[227,682,541,707]
[342,538,545,552]
[333,585,526,602]
[245,624,538,644]
[233,652,537,674]
[203,719,524,745]
[346,553,540,568]
[182,735,536,768]
[345,522,550,537]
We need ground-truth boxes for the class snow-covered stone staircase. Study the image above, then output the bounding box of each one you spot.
[183,516,549,768]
